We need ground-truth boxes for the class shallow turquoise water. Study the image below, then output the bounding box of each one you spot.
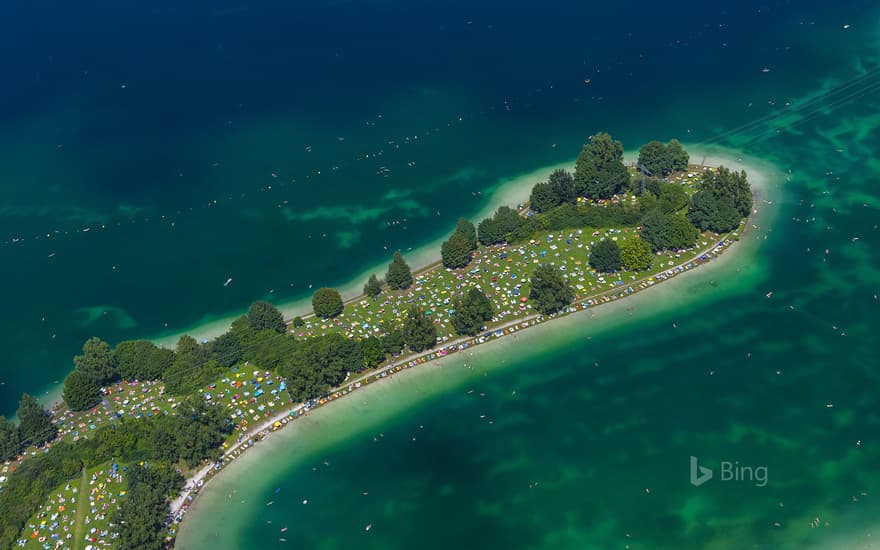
[3,0,880,547]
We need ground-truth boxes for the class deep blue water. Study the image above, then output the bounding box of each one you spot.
[0,0,875,415]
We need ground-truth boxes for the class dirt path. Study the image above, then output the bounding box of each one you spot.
[73,467,89,550]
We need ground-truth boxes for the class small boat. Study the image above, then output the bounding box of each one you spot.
[584,78,591,85]
[224,278,233,287]
[766,291,773,298]
[365,524,372,531]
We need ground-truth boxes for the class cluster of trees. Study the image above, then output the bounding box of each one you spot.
[0,394,57,461]
[62,337,117,411]
[639,209,700,252]
[478,205,526,246]
[62,299,294,405]
[441,218,478,269]
[637,139,689,177]
[529,264,574,315]
[587,237,654,273]
[0,396,230,549]
[574,133,631,199]
[688,167,753,233]
[115,463,183,550]
[529,169,577,213]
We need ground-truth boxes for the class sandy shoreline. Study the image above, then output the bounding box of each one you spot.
[173,146,783,546]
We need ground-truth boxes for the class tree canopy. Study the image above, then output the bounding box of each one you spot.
[621,236,654,271]
[312,287,344,319]
[209,331,242,368]
[386,251,413,290]
[529,181,558,213]
[637,139,689,176]
[478,206,525,246]
[62,369,102,411]
[640,209,700,252]
[451,288,495,336]
[74,337,117,385]
[402,306,437,352]
[114,340,174,381]
[574,133,630,199]
[688,166,752,232]
[589,239,622,273]
[17,393,56,447]
[247,300,287,333]
[281,333,360,401]
[455,218,478,250]
[441,231,474,269]
[0,416,21,462]
[529,264,574,315]
[364,274,383,299]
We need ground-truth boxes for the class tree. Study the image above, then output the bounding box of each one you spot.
[0,416,21,461]
[114,340,174,381]
[549,169,577,204]
[455,218,478,250]
[653,180,689,213]
[575,133,630,199]
[451,288,494,336]
[638,140,670,176]
[621,236,653,271]
[209,331,242,368]
[163,336,216,395]
[589,239,622,273]
[385,251,413,290]
[247,300,287,333]
[529,264,574,315]
[529,181,559,213]
[441,232,474,269]
[381,327,405,355]
[477,217,500,246]
[688,166,752,232]
[361,336,385,368]
[640,208,668,252]
[312,287,344,319]
[62,369,101,411]
[364,274,383,299]
[667,139,689,172]
[74,337,117,385]
[493,206,524,240]
[638,139,689,176]
[665,214,700,250]
[281,333,361,400]
[574,141,598,196]
[402,307,437,352]
[17,393,56,447]
[292,316,306,328]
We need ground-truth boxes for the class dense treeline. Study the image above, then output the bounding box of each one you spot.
[0,397,229,548]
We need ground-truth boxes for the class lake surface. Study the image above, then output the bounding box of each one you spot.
[2,0,879,547]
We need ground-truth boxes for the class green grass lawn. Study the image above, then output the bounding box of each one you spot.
[17,462,125,549]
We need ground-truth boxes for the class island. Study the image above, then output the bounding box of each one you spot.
[0,133,754,549]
